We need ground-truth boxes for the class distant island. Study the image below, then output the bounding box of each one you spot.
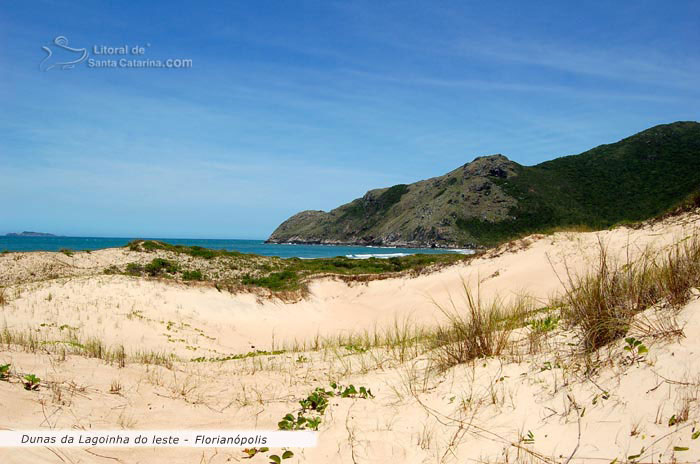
[4,231,57,237]
[267,121,700,248]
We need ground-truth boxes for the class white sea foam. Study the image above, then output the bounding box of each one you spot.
[452,249,476,255]
[345,253,411,259]
[345,249,474,259]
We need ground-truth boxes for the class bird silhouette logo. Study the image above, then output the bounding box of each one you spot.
[40,36,89,71]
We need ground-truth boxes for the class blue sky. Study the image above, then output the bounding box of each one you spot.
[1,1,699,238]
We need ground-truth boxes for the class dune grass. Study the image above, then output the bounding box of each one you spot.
[214,230,700,367]
[0,325,176,369]
[430,284,533,370]
[416,230,699,370]
[277,317,436,364]
[2,231,697,377]
[560,234,700,351]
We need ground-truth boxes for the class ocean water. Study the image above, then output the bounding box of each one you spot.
[0,236,473,259]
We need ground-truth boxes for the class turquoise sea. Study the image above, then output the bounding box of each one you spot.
[0,236,472,259]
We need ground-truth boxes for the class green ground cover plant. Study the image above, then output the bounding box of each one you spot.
[125,239,474,293]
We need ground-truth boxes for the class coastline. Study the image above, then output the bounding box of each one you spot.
[1,236,472,258]
[264,237,477,250]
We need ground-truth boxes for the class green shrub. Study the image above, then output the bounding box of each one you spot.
[182,270,203,281]
[0,363,10,380]
[185,246,217,259]
[125,240,242,259]
[242,270,298,291]
[127,241,144,251]
[103,265,120,275]
[144,258,179,276]
[125,263,144,276]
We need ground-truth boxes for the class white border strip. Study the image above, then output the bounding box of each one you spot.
[0,430,317,448]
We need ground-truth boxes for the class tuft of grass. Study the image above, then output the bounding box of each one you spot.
[560,239,655,350]
[561,234,700,351]
[655,234,700,307]
[84,337,105,359]
[116,345,126,368]
[0,287,6,306]
[431,283,531,370]
[134,350,176,369]
[109,380,122,394]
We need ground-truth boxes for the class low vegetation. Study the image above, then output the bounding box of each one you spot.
[23,373,41,391]
[124,239,474,293]
[0,326,176,369]
[0,363,10,380]
[125,258,180,277]
[144,258,179,276]
[128,239,243,259]
[181,269,203,281]
[191,349,285,363]
[59,248,74,256]
[278,383,374,432]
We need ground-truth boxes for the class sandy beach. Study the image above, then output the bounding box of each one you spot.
[1,212,700,463]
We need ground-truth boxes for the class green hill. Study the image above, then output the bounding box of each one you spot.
[267,121,700,248]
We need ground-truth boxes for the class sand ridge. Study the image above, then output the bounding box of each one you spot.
[1,212,700,463]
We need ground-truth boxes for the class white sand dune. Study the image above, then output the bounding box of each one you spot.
[1,212,699,463]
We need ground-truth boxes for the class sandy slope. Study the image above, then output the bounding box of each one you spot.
[1,213,699,463]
